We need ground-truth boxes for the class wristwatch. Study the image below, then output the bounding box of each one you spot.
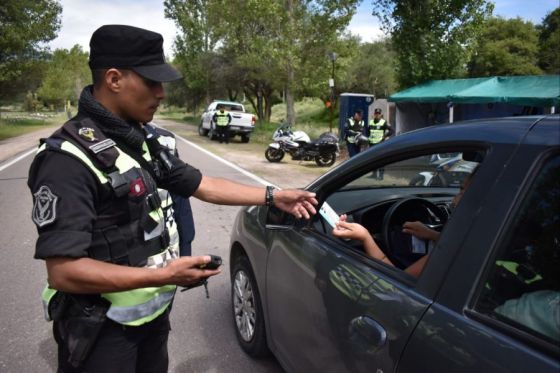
[265,185,276,206]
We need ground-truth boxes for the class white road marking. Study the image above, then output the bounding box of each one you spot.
[0,131,278,189]
[175,135,278,188]
[0,148,36,172]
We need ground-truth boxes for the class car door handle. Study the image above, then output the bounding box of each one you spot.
[349,316,387,349]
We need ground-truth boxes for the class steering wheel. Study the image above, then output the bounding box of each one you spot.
[381,197,448,269]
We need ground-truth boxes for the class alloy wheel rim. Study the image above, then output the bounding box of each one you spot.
[233,270,256,342]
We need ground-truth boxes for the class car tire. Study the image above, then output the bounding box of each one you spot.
[198,122,209,136]
[208,125,217,140]
[241,134,250,143]
[231,255,270,357]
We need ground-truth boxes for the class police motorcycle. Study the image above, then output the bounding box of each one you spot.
[409,153,477,187]
[265,122,339,167]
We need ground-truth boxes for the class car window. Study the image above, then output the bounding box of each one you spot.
[474,155,560,345]
[341,152,478,190]
[223,104,243,112]
[319,149,483,279]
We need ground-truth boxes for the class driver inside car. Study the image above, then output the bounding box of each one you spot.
[332,167,478,278]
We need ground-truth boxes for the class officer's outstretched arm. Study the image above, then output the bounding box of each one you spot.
[193,176,317,219]
[46,256,220,294]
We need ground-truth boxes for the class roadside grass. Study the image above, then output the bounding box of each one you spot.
[0,111,65,141]
[159,98,341,145]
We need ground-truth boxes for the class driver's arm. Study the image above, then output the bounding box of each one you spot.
[402,221,440,242]
[333,215,394,266]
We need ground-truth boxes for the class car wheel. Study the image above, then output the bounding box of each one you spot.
[198,122,209,136]
[208,125,217,140]
[315,152,336,167]
[231,255,269,357]
[241,134,250,143]
[265,147,284,162]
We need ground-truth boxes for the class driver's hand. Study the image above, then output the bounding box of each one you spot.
[333,214,371,242]
[402,221,440,242]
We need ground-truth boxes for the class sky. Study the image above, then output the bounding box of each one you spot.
[49,0,559,57]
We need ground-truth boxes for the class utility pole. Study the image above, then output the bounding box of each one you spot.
[328,52,337,133]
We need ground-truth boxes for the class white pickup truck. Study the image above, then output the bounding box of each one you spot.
[199,100,256,143]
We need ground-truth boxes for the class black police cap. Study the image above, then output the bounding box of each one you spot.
[374,108,382,114]
[89,25,182,83]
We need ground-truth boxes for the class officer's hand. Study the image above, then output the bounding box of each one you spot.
[164,255,221,287]
[274,189,318,219]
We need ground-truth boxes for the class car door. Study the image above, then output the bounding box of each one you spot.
[263,145,480,372]
[265,222,433,373]
[397,120,560,372]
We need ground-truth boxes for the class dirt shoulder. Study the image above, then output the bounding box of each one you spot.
[0,118,342,189]
[155,118,343,189]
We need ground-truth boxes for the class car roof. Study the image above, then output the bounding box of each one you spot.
[398,115,558,146]
[308,115,558,189]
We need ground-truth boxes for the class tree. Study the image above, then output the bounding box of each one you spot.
[37,45,90,109]
[469,17,542,77]
[372,0,493,88]
[537,7,560,74]
[0,0,62,100]
[342,38,397,98]
[164,0,221,111]
[166,0,360,123]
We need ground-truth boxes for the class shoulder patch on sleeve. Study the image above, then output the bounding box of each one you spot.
[32,185,58,227]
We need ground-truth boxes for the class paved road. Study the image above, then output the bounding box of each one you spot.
[0,133,284,372]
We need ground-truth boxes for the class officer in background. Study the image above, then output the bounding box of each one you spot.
[145,123,195,256]
[212,105,232,144]
[368,108,393,179]
[367,108,393,146]
[343,109,365,158]
[27,25,317,373]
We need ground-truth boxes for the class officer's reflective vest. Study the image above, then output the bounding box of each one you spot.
[215,111,230,126]
[368,118,386,144]
[346,118,364,144]
[40,119,179,326]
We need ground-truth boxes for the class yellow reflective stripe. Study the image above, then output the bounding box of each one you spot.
[216,112,229,126]
[113,148,142,174]
[58,141,109,183]
[369,130,384,143]
[149,208,164,222]
[142,142,151,162]
[103,285,176,325]
[42,286,57,321]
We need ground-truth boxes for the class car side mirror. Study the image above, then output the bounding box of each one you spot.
[265,206,295,230]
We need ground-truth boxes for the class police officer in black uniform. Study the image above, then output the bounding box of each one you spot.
[28,25,317,373]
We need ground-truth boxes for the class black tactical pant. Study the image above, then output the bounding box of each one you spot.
[54,309,171,373]
[216,125,229,143]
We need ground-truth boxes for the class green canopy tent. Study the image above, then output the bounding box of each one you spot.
[388,75,560,133]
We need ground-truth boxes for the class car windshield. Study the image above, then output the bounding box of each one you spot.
[341,152,479,190]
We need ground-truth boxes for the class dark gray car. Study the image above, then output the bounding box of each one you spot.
[229,115,560,373]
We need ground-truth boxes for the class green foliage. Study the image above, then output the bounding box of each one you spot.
[0,111,64,140]
[37,45,91,109]
[165,0,360,123]
[341,38,397,97]
[469,17,542,76]
[538,8,560,74]
[0,0,62,88]
[164,0,221,110]
[372,0,493,88]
